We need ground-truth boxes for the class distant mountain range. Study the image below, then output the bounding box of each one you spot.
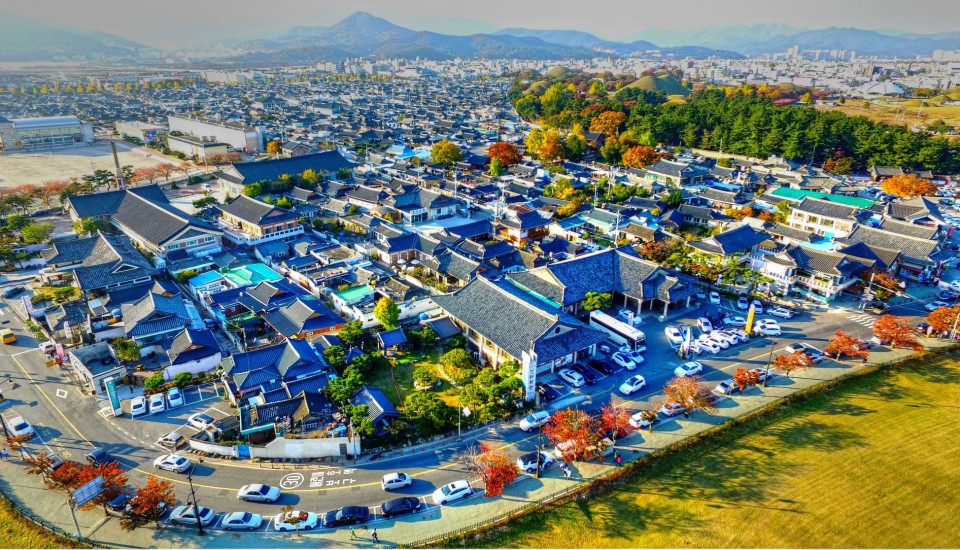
[2,11,960,62]
[230,11,740,62]
[0,15,158,61]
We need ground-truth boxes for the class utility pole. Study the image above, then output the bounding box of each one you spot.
[186,461,206,536]
[536,423,544,479]
[111,141,124,189]
[764,337,777,387]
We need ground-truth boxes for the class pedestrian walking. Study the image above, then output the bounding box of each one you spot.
[350,527,357,539]
[615,452,622,467]
[563,466,572,478]
[1,449,9,461]
[372,529,379,544]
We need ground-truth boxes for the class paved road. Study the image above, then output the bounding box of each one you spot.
[1,273,945,537]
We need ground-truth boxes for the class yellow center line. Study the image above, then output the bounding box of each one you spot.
[11,354,91,447]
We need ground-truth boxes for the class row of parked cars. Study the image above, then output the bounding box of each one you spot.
[130,386,185,416]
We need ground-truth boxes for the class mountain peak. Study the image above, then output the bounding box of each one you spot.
[330,11,406,33]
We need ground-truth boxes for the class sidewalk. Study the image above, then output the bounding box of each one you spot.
[0,339,954,548]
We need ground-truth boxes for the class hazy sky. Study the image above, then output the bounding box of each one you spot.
[4,0,959,49]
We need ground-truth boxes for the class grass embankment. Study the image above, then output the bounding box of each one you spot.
[817,100,960,132]
[0,497,82,548]
[469,354,960,548]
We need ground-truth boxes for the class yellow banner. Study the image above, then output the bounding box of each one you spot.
[745,303,756,335]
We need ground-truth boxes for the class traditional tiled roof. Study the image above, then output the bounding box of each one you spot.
[349,385,400,432]
[793,197,861,220]
[876,217,939,240]
[689,224,770,257]
[66,185,168,219]
[838,225,943,266]
[261,298,344,337]
[786,245,869,278]
[227,150,355,184]
[220,195,298,225]
[835,241,902,270]
[376,328,407,348]
[69,233,157,292]
[122,293,191,338]
[166,328,221,365]
[499,209,553,230]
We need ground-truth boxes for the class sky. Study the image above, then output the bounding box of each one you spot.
[3,0,959,49]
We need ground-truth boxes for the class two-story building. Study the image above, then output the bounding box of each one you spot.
[787,197,862,239]
[761,245,869,303]
[41,232,157,297]
[218,195,304,248]
[498,209,552,247]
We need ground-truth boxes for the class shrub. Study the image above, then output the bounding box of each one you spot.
[144,373,165,390]
[174,372,193,388]
[413,366,438,390]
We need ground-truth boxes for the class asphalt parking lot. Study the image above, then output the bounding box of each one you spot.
[112,381,229,451]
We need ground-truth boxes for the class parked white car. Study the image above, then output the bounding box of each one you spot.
[7,416,34,438]
[696,317,713,333]
[130,396,147,417]
[617,309,642,326]
[148,393,166,414]
[710,331,737,346]
[618,375,647,395]
[166,387,184,408]
[664,326,685,347]
[709,292,721,305]
[768,306,795,319]
[432,480,473,505]
[706,333,730,349]
[737,295,749,310]
[610,352,636,371]
[723,316,747,328]
[925,300,950,312]
[753,319,782,336]
[751,299,764,313]
[558,368,585,388]
[153,454,191,473]
[674,361,703,377]
[381,472,414,491]
[696,337,721,354]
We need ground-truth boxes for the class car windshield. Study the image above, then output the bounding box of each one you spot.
[442,484,455,495]
[197,414,213,423]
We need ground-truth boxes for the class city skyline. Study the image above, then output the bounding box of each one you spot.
[2,0,958,50]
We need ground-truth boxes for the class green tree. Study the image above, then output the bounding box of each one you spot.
[430,140,464,168]
[582,291,612,312]
[73,218,108,235]
[564,124,587,160]
[241,182,262,197]
[20,222,54,244]
[175,269,198,284]
[373,297,400,330]
[343,404,374,436]
[192,196,218,211]
[266,141,282,155]
[338,319,364,347]
[488,157,505,177]
[323,345,347,370]
[174,372,193,388]
[300,169,320,188]
[665,188,683,208]
[144,373,164,390]
[114,337,141,362]
[403,392,455,430]
[326,364,364,405]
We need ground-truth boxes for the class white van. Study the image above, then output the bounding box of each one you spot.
[39,341,56,353]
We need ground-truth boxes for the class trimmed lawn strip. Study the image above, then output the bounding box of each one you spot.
[459,353,960,549]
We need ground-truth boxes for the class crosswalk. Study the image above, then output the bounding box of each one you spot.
[845,313,878,328]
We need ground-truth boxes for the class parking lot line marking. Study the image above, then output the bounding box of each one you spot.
[55,389,67,399]
[12,349,37,357]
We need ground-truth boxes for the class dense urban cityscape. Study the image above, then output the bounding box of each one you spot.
[0,3,958,549]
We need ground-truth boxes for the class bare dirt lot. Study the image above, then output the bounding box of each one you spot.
[0,143,168,188]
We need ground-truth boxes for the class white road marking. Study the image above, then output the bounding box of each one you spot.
[12,349,38,357]
[55,389,68,399]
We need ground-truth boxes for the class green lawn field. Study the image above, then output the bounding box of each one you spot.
[471,354,960,548]
[0,498,81,549]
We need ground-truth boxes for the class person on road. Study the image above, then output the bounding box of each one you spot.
[371,529,379,544]
[615,451,622,466]
[1,449,9,461]
[350,527,357,539]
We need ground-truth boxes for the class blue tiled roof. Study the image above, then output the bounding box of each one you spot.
[230,151,355,184]
[376,328,407,348]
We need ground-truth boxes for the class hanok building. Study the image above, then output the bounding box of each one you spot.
[218,195,304,248]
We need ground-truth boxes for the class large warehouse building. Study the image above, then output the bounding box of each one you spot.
[167,115,264,152]
[0,115,95,150]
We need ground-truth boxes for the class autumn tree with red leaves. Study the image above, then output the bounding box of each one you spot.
[873,314,923,351]
[824,330,870,360]
[542,407,600,461]
[733,367,762,391]
[598,402,633,446]
[663,375,713,418]
[120,476,176,531]
[881,173,937,198]
[861,268,903,300]
[925,305,960,332]
[772,351,815,378]
[474,443,520,497]
[487,142,522,167]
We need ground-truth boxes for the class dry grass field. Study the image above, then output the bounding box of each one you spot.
[817,98,960,131]
[0,143,167,188]
[472,354,960,548]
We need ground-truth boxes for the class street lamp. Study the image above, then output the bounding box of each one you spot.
[186,459,205,536]
[536,423,544,479]
[764,337,777,388]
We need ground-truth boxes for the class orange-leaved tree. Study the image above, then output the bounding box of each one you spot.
[622,145,660,168]
[824,330,870,360]
[589,111,627,137]
[542,407,600,462]
[861,268,902,300]
[487,142,522,166]
[663,375,713,418]
[474,443,520,497]
[881,173,937,198]
[120,476,176,531]
[598,402,633,446]
[772,351,814,378]
[733,367,762,391]
[82,462,129,513]
[873,314,923,351]
[925,305,960,332]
